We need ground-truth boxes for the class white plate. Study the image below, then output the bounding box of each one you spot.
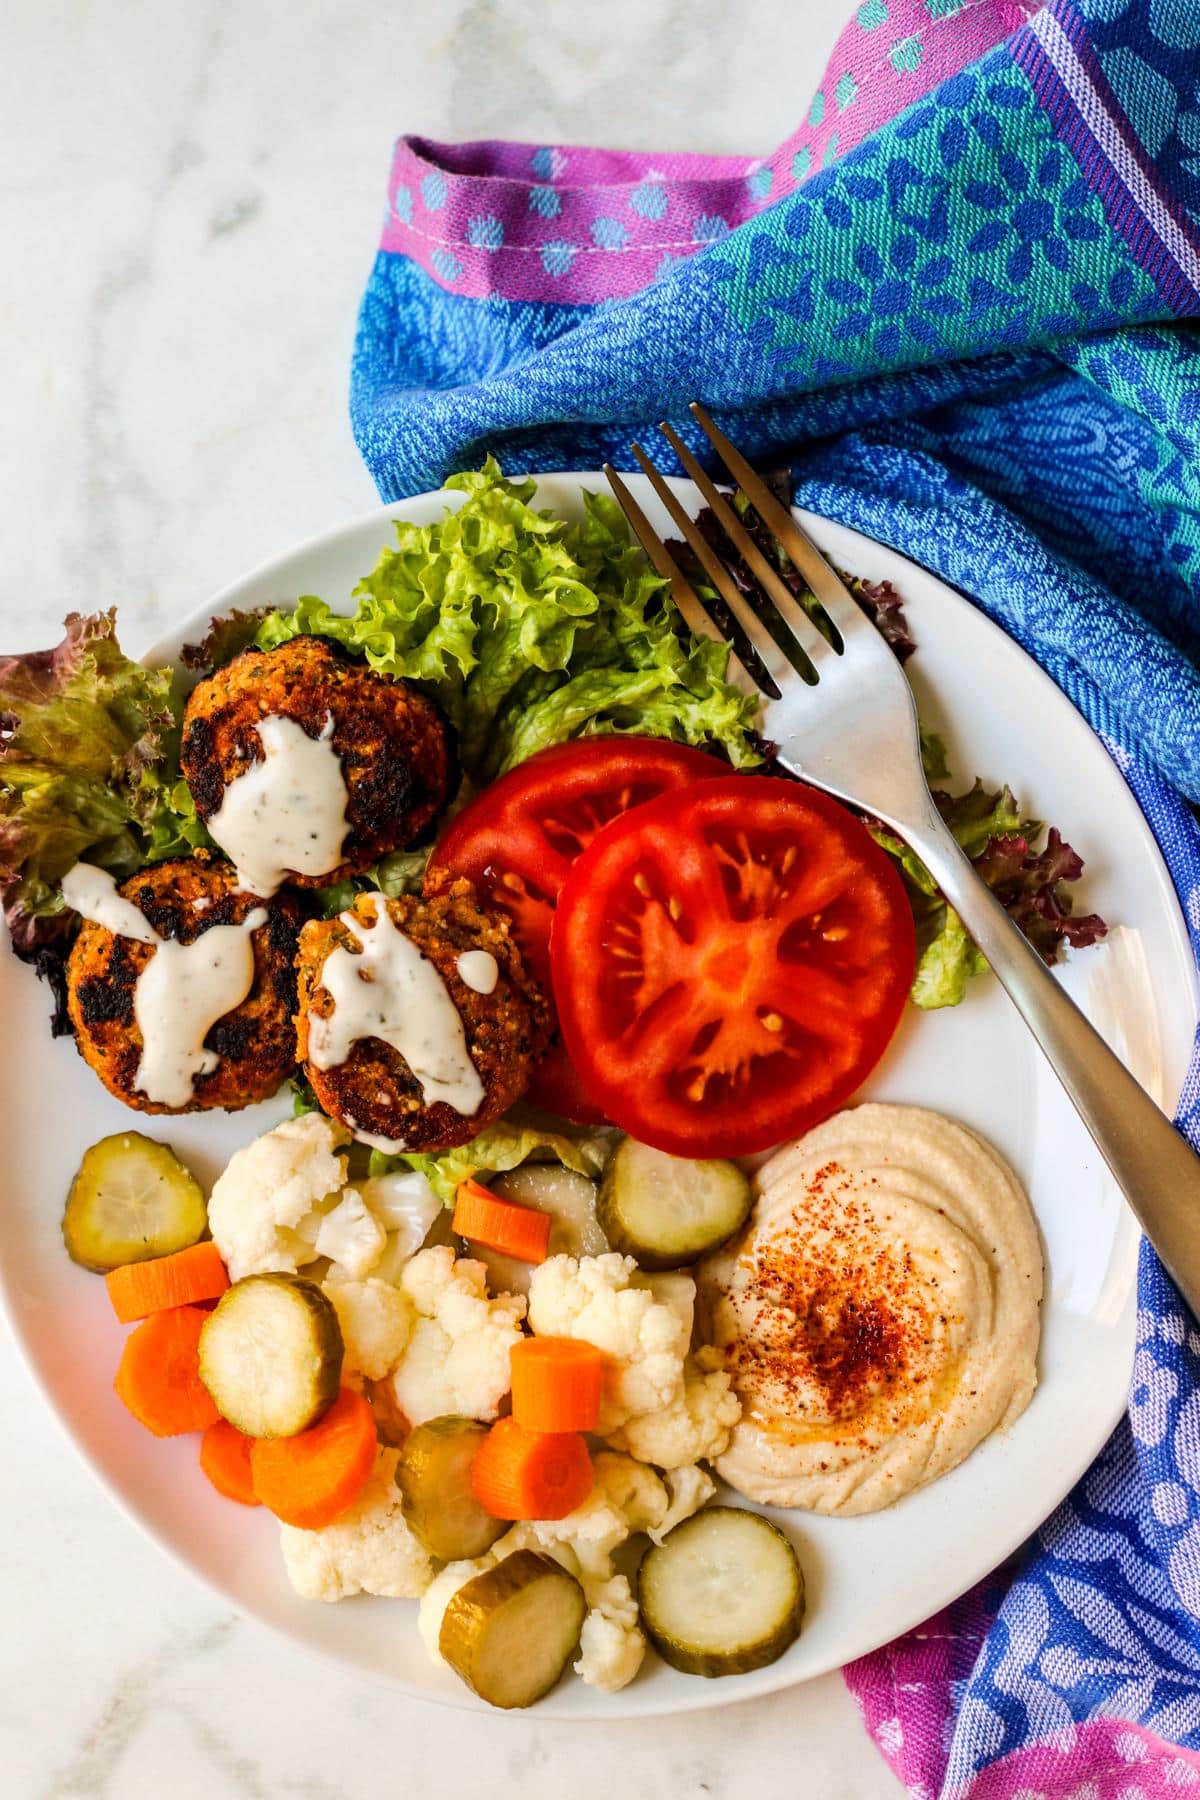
[2,474,1196,1719]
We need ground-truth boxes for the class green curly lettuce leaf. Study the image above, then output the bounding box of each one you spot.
[0,612,199,959]
[252,460,761,782]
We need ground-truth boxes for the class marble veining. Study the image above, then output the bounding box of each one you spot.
[0,0,900,1793]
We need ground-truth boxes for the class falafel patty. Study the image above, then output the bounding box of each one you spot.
[297,879,549,1153]
[67,854,301,1114]
[180,636,455,888]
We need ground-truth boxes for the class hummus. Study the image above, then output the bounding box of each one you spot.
[698,1103,1042,1516]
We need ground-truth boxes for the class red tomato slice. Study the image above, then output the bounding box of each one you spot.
[426,738,727,1122]
[550,776,916,1157]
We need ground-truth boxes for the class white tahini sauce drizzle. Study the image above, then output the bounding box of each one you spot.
[61,863,159,944]
[307,902,485,1118]
[349,1125,411,1155]
[456,950,499,995]
[62,863,267,1109]
[206,713,349,897]
[133,917,267,1105]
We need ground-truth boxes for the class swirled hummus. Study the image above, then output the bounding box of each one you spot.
[697,1103,1042,1516]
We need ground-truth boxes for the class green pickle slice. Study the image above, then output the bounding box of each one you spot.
[394,1417,505,1561]
[440,1550,587,1709]
[198,1274,343,1438]
[637,1507,805,1677]
[62,1132,207,1273]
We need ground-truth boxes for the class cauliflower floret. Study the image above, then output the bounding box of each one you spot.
[417,1557,496,1665]
[208,1113,349,1281]
[608,1362,741,1469]
[323,1278,413,1380]
[314,1188,386,1280]
[575,1574,645,1692]
[280,1448,435,1601]
[632,1270,695,1341]
[528,1254,691,1432]
[591,1450,671,1538]
[358,1169,442,1256]
[390,1246,526,1424]
[652,1462,716,1542]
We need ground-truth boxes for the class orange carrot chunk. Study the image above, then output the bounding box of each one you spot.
[452,1179,552,1264]
[511,1337,604,1434]
[200,1419,261,1506]
[106,1241,230,1323]
[113,1305,221,1437]
[470,1415,593,1521]
[250,1388,377,1529]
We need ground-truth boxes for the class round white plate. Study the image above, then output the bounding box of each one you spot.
[2,475,1196,1719]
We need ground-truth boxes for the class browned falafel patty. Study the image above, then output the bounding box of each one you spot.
[67,855,301,1114]
[297,880,549,1153]
[179,636,455,888]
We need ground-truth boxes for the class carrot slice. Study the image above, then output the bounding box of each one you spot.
[250,1388,377,1529]
[511,1337,604,1433]
[453,1179,552,1264]
[106,1241,230,1323]
[200,1419,261,1506]
[470,1415,593,1520]
[113,1305,220,1437]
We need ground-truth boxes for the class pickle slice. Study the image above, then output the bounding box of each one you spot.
[597,1138,752,1270]
[198,1274,343,1438]
[637,1507,804,1678]
[62,1132,207,1273]
[395,1417,505,1561]
[440,1550,586,1709]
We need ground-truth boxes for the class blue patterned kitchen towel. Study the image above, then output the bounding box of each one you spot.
[352,1,1200,1791]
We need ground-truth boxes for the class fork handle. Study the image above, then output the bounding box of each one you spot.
[905,806,1200,1316]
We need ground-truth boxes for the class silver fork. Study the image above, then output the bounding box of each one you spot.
[604,401,1200,1318]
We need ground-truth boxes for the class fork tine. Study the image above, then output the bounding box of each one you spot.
[689,401,874,645]
[629,444,799,698]
[658,420,830,673]
[601,463,743,672]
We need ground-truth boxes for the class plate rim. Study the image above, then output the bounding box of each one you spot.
[2,470,1195,1719]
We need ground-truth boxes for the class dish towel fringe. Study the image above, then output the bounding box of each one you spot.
[351,2,1200,1791]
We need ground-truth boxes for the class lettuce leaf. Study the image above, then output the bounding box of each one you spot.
[251,460,760,782]
[0,612,183,957]
[869,781,1105,1009]
[910,905,986,1010]
[370,1116,612,1208]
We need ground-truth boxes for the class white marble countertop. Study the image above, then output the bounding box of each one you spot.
[0,3,902,1794]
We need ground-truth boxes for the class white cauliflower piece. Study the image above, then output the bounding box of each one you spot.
[358,1169,442,1256]
[323,1278,413,1380]
[528,1254,691,1432]
[652,1463,716,1542]
[417,1557,495,1665]
[208,1113,349,1281]
[632,1270,695,1342]
[280,1448,435,1601]
[608,1362,741,1469]
[314,1188,386,1280]
[591,1450,671,1537]
[390,1246,526,1424]
[493,1525,583,1581]
[575,1574,645,1692]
